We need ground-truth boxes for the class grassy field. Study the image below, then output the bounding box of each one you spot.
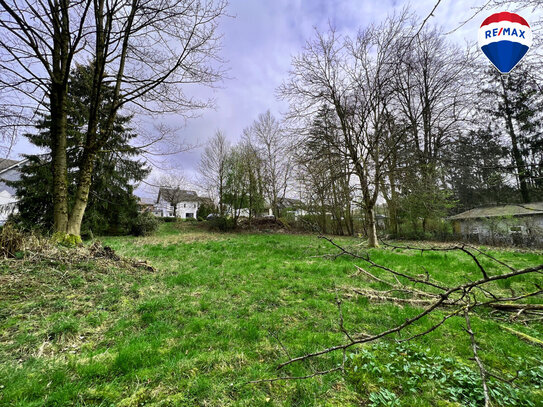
[1,222,542,406]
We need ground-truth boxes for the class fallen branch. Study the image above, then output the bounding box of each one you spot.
[347,288,439,306]
[257,236,543,405]
[489,303,543,312]
[502,326,543,348]
[464,307,490,407]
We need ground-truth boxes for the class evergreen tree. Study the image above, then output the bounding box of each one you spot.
[447,127,514,212]
[11,65,149,236]
[481,65,543,203]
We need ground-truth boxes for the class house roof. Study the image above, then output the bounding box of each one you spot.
[275,197,304,209]
[157,187,200,203]
[0,159,19,173]
[448,202,543,220]
[138,197,156,206]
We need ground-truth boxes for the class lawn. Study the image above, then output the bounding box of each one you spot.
[1,223,542,406]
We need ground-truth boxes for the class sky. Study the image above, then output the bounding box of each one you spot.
[5,0,540,197]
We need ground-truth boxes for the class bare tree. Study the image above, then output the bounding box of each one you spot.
[244,111,292,218]
[0,0,228,241]
[390,27,473,231]
[0,0,92,238]
[280,15,409,247]
[198,130,231,216]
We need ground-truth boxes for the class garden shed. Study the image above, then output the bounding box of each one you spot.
[448,202,543,246]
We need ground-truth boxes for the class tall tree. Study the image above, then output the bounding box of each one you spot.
[296,105,354,235]
[480,65,543,203]
[280,15,410,247]
[0,0,227,241]
[222,146,248,226]
[392,27,472,228]
[0,0,92,237]
[12,64,149,235]
[239,141,266,223]
[243,111,292,218]
[199,130,231,216]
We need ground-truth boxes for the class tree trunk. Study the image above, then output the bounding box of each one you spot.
[66,150,96,237]
[50,83,69,234]
[219,177,224,216]
[365,206,379,248]
[50,0,71,235]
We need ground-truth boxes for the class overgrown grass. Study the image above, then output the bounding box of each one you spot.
[0,223,542,406]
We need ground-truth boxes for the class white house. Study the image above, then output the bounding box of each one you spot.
[228,197,307,219]
[154,187,202,219]
[0,158,26,225]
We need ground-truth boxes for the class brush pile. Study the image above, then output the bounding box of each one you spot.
[0,224,155,272]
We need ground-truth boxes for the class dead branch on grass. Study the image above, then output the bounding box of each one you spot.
[251,235,543,403]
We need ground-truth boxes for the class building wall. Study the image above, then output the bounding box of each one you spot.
[0,166,22,196]
[154,200,200,218]
[0,166,22,225]
[458,215,543,246]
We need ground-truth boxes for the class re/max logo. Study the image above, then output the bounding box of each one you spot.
[485,27,526,39]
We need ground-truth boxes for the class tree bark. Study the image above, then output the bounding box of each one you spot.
[50,0,72,235]
[67,150,96,236]
[365,206,379,248]
[50,84,69,233]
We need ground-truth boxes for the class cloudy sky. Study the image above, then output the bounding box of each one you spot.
[6,0,538,195]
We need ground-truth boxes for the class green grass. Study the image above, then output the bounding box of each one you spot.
[0,223,542,406]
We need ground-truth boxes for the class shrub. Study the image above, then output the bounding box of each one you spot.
[206,216,236,232]
[156,216,179,223]
[196,201,217,219]
[131,212,159,236]
[0,223,26,257]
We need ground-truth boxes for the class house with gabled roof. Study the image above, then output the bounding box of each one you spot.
[154,187,203,219]
[448,202,543,246]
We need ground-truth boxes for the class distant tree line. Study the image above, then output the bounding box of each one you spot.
[279,14,542,244]
[199,12,543,244]
[199,111,292,228]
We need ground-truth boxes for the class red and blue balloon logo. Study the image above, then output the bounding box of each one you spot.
[478,12,532,74]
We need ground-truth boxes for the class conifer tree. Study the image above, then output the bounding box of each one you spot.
[11,65,149,236]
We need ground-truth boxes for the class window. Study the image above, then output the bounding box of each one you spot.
[186,213,194,218]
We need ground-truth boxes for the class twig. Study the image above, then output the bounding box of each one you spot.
[336,292,353,342]
[269,330,292,359]
[247,367,342,385]
[464,308,491,407]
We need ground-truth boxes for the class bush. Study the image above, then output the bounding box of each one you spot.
[0,224,26,257]
[131,212,159,236]
[206,216,236,232]
[156,216,179,223]
[197,201,217,219]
